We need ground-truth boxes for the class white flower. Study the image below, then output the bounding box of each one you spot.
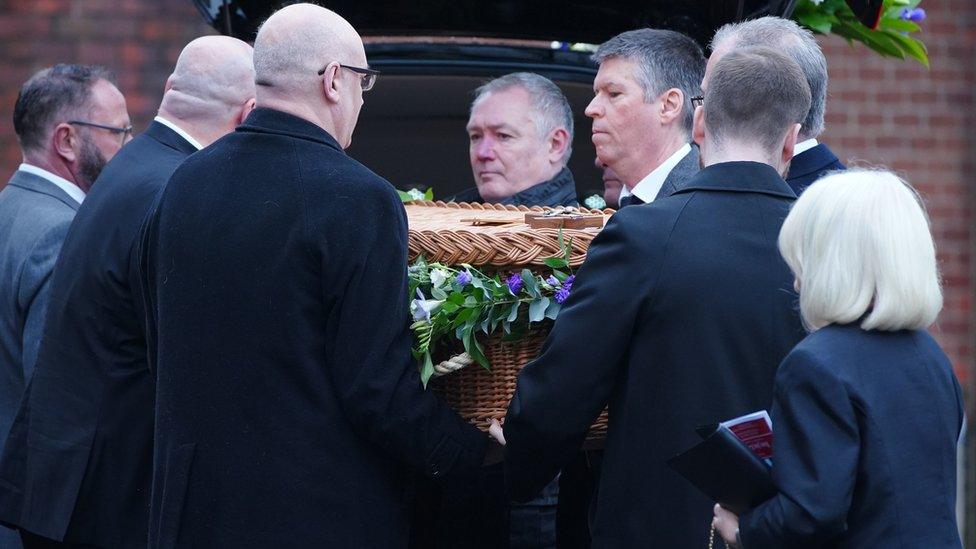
[809,0,824,4]
[407,188,425,200]
[410,289,444,322]
[584,194,606,209]
[429,268,450,288]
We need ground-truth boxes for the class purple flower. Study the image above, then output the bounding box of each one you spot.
[900,7,925,22]
[545,275,560,287]
[563,275,576,290]
[506,273,523,295]
[555,287,571,304]
[456,270,472,287]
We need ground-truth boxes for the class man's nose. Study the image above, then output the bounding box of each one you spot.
[585,96,602,118]
[475,137,495,160]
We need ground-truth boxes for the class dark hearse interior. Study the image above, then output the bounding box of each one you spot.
[190,0,881,199]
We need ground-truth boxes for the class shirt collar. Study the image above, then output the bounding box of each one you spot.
[793,138,819,157]
[154,116,204,150]
[17,163,86,205]
[622,143,692,204]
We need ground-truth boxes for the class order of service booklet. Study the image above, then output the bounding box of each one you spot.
[667,410,776,515]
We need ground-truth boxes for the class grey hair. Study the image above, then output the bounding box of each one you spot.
[704,47,811,153]
[471,72,575,165]
[592,28,706,138]
[711,16,828,139]
[13,64,117,152]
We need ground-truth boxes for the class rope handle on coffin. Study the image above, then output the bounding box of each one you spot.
[432,352,474,377]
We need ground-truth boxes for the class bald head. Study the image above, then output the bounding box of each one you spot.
[252,3,370,149]
[254,3,364,94]
[160,36,254,122]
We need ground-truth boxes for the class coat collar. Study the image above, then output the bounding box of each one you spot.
[500,167,578,207]
[236,107,344,153]
[672,161,796,200]
[6,169,81,211]
[787,143,840,180]
[144,121,200,157]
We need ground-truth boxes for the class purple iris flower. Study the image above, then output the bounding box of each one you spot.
[456,270,472,287]
[546,275,560,287]
[506,273,523,295]
[555,287,571,304]
[900,7,926,22]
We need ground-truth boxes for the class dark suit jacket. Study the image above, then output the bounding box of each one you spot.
[141,108,487,549]
[450,166,579,207]
[741,325,964,548]
[785,143,844,195]
[503,162,806,548]
[0,122,198,547]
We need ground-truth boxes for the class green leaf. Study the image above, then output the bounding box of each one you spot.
[430,286,448,300]
[797,11,835,34]
[879,18,920,33]
[544,300,561,320]
[552,269,568,282]
[507,302,520,323]
[440,301,459,314]
[529,297,550,323]
[521,269,540,299]
[420,352,434,388]
[463,295,479,308]
[882,29,929,67]
[543,256,569,269]
[424,187,434,200]
[397,190,414,202]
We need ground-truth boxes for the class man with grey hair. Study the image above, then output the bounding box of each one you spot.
[0,64,128,549]
[451,72,577,207]
[709,16,845,195]
[502,47,808,547]
[586,28,705,207]
[0,36,255,549]
[142,4,492,547]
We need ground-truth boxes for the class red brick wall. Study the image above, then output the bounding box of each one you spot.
[0,0,211,177]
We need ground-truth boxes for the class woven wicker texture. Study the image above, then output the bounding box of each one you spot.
[431,328,609,441]
[405,201,612,268]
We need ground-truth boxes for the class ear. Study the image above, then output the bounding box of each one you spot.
[163,75,175,93]
[780,123,801,167]
[53,123,78,163]
[547,127,570,165]
[660,88,684,125]
[239,98,257,124]
[321,62,342,104]
[692,105,705,147]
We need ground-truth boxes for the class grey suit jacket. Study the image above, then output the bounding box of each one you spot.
[657,144,700,198]
[0,170,79,445]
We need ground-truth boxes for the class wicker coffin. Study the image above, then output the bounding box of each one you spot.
[405,200,612,442]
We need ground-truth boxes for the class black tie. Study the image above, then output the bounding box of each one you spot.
[619,194,644,208]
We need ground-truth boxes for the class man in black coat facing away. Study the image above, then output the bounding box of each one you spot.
[0,37,256,548]
[499,47,811,548]
[142,4,491,547]
[710,17,845,195]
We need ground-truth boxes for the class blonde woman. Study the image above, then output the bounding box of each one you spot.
[713,169,963,548]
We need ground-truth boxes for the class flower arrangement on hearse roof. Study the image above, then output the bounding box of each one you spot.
[408,231,575,387]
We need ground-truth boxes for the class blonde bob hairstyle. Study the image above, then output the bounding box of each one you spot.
[778,169,942,332]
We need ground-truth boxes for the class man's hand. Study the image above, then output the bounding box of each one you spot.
[712,504,742,548]
[482,419,506,466]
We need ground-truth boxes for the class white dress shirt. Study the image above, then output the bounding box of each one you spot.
[154,116,204,150]
[793,138,819,157]
[17,163,86,205]
[618,143,692,205]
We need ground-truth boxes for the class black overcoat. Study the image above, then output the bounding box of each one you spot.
[141,108,486,548]
[785,142,845,195]
[503,162,807,548]
[0,122,197,547]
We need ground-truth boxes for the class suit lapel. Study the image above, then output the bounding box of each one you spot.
[144,121,200,156]
[659,145,700,198]
[7,170,81,212]
[787,144,840,181]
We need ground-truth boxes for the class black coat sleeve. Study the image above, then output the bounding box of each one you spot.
[324,181,487,479]
[739,349,859,547]
[503,208,660,501]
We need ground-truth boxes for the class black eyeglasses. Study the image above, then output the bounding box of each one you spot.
[317,64,380,92]
[68,120,133,145]
[690,96,704,108]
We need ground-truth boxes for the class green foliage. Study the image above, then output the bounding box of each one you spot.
[792,0,928,67]
[407,232,576,387]
[398,187,435,203]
